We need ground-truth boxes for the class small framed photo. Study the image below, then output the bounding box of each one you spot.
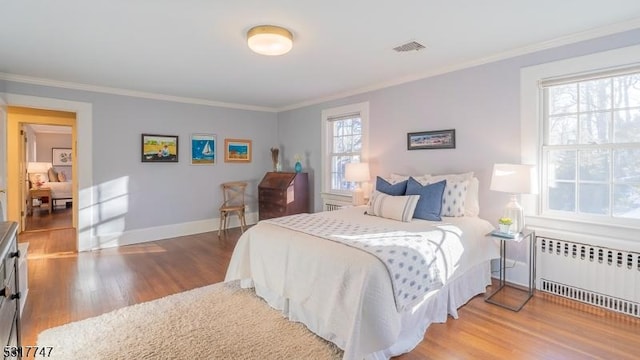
[191,133,216,165]
[224,138,252,163]
[407,129,456,150]
[141,134,179,162]
[52,148,73,166]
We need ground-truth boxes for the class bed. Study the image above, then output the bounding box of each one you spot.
[28,167,72,209]
[225,200,499,359]
[42,181,72,204]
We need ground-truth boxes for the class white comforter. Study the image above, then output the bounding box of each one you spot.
[225,207,497,359]
[40,181,72,199]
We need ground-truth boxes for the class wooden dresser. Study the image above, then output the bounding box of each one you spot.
[258,172,309,220]
[0,221,21,358]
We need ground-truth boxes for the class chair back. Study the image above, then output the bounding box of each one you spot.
[221,181,248,209]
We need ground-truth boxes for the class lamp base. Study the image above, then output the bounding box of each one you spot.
[352,188,365,206]
[504,194,525,233]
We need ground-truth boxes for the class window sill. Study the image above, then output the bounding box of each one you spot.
[526,215,640,252]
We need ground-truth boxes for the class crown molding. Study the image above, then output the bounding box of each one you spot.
[0,72,278,113]
[2,18,639,114]
[277,18,640,112]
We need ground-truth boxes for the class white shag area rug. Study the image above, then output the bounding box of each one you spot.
[37,281,343,360]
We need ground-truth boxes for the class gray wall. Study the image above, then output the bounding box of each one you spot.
[3,27,640,240]
[277,28,640,225]
[34,132,72,177]
[5,82,278,232]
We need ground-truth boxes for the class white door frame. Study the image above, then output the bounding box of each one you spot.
[2,93,95,251]
[0,95,7,222]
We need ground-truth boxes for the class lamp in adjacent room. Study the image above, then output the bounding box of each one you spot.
[247,25,293,56]
[26,162,52,174]
[490,163,535,233]
[27,162,53,188]
[345,162,370,206]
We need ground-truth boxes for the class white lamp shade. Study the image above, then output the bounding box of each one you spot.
[247,25,293,56]
[27,162,52,173]
[345,162,370,183]
[490,163,535,194]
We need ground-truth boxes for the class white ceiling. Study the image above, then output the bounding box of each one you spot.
[2,1,640,111]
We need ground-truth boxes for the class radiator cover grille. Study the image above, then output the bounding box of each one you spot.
[537,237,640,318]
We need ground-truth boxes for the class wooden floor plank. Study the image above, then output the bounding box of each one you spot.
[17,226,640,359]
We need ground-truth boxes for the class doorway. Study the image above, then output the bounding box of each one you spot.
[22,123,74,232]
[7,106,77,252]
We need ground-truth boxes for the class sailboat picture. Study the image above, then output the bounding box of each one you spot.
[191,133,216,165]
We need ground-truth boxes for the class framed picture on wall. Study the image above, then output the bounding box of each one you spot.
[224,138,252,163]
[52,148,73,166]
[407,129,456,150]
[191,133,216,165]
[141,134,179,162]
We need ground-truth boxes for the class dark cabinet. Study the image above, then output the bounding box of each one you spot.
[258,172,309,220]
[0,222,21,359]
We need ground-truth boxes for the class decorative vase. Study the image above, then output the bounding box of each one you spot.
[294,161,302,173]
[499,224,511,233]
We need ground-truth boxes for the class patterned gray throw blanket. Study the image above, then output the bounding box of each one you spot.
[264,213,443,311]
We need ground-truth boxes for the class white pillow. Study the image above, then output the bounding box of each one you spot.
[422,171,474,183]
[419,172,478,217]
[388,173,410,184]
[367,191,419,222]
[440,180,469,217]
[464,177,480,217]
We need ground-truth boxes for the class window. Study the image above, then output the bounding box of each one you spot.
[542,70,640,221]
[321,102,369,196]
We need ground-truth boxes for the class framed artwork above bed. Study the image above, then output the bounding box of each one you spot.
[52,148,73,166]
[407,129,456,150]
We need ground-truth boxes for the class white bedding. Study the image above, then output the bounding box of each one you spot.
[225,206,498,359]
[40,181,72,200]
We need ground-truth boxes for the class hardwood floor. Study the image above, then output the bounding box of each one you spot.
[24,205,72,232]
[18,227,640,359]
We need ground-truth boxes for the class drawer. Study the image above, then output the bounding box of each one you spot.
[259,192,285,203]
[259,197,286,206]
[1,242,17,294]
[259,203,286,213]
[0,270,18,348]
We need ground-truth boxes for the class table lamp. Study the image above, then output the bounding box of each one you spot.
[345,162,370,206]
[27,162,52,173]
[490,163,535,233]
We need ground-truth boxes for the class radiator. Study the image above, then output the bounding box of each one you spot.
[324,203,344,211]
[536,237,640,317]
[322,196,352,211]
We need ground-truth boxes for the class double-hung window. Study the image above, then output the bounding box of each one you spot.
[321,102,369,197]
[542,70,640,223]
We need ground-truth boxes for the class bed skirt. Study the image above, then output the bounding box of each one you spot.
[242,261,492,359]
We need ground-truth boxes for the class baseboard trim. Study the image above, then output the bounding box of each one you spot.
[491,258,532,288]
[83,211,258,251]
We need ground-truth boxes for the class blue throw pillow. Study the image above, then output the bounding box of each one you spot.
[405,178,446,221]
[376,176,408,196]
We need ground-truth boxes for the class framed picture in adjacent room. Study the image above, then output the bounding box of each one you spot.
[191,133,216,165]
[224,138,252,163]
[141,134,179,162]
[52,148,73,166]
[407,129,456,150]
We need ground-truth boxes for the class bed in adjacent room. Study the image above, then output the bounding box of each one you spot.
[225,172,499,360]
[28,166,72,209]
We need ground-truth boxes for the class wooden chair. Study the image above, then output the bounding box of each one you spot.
[218,181,248,236]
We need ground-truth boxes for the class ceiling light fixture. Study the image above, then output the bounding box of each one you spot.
[247,25,293,56]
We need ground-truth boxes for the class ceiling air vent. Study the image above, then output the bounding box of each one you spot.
[393,41,426,52]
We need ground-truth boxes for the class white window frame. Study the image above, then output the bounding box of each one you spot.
[521,44,640,247]
[320,101,369,200]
